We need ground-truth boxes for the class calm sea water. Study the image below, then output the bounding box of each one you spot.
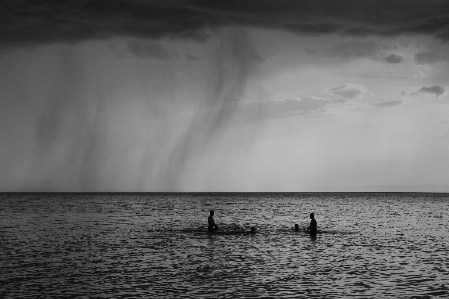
[0,193,448,298]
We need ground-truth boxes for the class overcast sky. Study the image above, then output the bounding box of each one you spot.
[1,0,448,191]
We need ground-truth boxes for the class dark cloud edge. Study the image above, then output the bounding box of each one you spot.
[410,85,446,97]
[372,100,403,107]
[1,0,449,49]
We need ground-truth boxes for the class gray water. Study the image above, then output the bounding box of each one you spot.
[1,193,448,298]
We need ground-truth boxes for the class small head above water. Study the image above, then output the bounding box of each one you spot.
[295,224,299,231]
[210,210,214,216]
[251,227,256,234]
[310,213,314,219]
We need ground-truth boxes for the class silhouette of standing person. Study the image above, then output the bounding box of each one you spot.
[306,213,317,234]
[208,210,219,231]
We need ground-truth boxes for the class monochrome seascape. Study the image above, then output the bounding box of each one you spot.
[1,192,448,298]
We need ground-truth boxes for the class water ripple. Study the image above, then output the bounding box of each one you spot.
[0,192,448,298]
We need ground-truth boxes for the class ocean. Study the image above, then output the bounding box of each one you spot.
[1,192,448,298]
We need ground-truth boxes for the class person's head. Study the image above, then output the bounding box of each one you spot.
[210,210,214,216]
[251,227,256,234]
[310,213,314,219]
[295,224,299,231]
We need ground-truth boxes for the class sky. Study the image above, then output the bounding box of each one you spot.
[1,0,448,192]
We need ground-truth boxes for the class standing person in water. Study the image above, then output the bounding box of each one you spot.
[208,210,219,231]
[306,213,317,234]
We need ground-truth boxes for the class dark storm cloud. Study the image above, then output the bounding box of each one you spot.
[2,0,449,48]
[373,100,403,107]
[384,54,404,64]
[411,85,446,97]
[414,51,447,64]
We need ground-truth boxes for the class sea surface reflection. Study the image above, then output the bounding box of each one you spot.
[1,193,448,298]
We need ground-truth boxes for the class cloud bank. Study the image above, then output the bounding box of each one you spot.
[326,41,379,60]
[245,96,347,119]
[329,84,372,99]
[373,100,403,107]
[414,51,447,65]
[384,54,404,64]
[2,0,449,48]
[411,85,446,97]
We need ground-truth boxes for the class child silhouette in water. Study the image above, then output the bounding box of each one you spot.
[208,210,219,231]
[306,213,317,234]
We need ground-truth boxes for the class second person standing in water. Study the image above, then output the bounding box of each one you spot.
[306,213,317,234]
[208,210,219,231]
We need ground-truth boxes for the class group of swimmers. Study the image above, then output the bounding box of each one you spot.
[208,210,318,234]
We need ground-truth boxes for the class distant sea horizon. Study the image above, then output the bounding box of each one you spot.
[306,184,449,193]
[1,184,448,193]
